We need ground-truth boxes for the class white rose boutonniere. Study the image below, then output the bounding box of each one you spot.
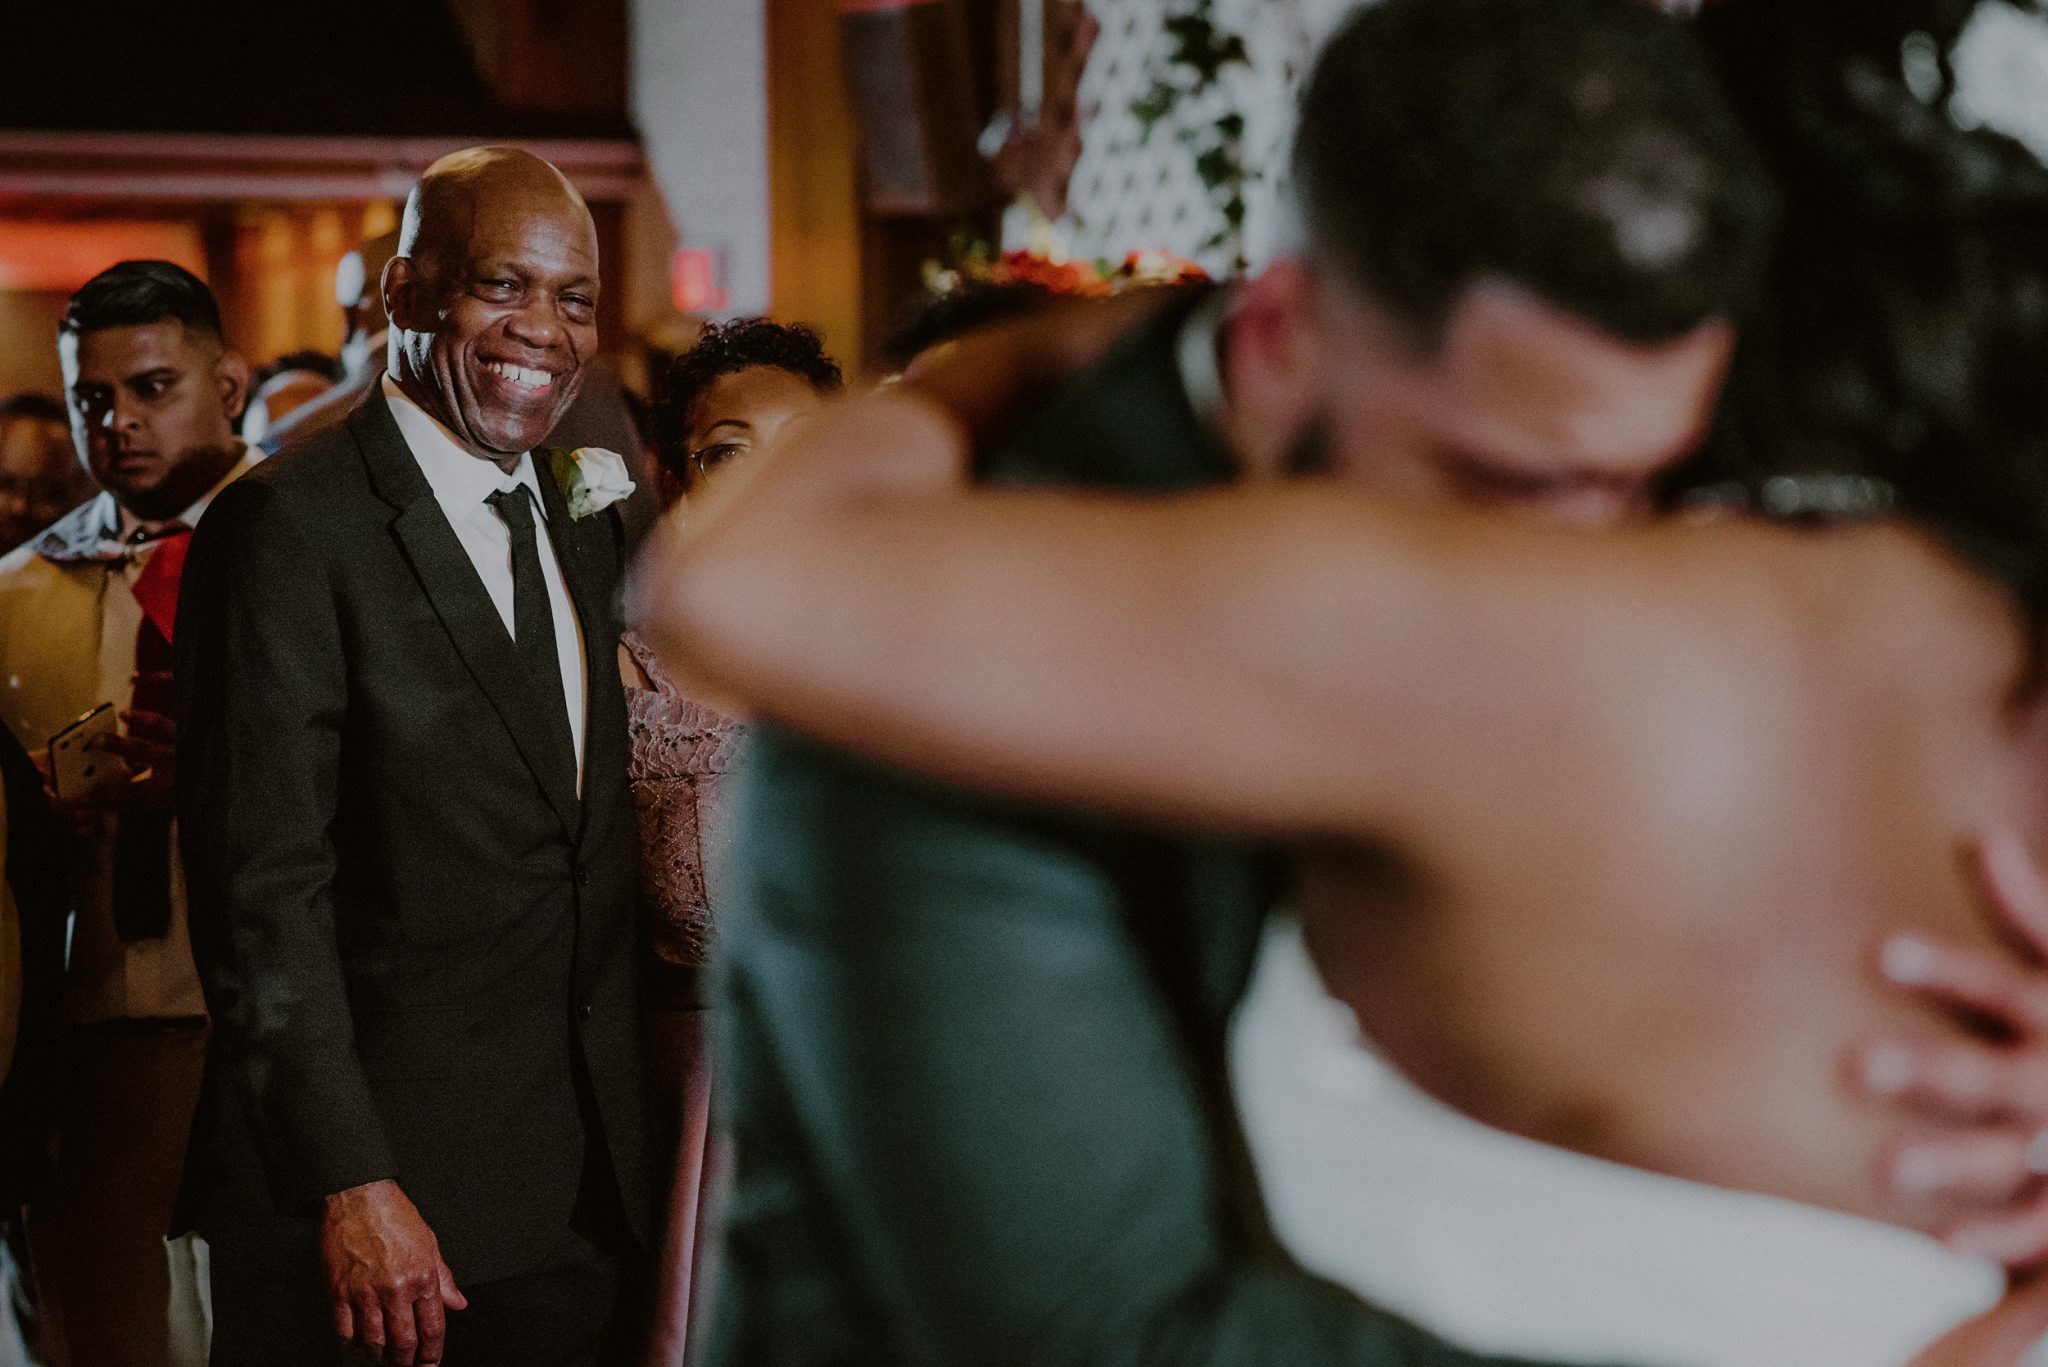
[550,446,637,520]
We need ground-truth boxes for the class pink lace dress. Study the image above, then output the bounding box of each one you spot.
[623,630,738,1367]
[625,632,741,988]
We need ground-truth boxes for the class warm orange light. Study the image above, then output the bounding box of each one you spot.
[0,221,207,292]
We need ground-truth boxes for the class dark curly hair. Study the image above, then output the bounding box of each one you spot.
[653,318,843,482]
[1678,0,2048,651]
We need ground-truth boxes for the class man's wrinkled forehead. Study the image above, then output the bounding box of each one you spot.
[1433,279,1734,474]
[402,158,597,279]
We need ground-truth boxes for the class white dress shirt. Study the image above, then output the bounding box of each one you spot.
[382,377,588,788]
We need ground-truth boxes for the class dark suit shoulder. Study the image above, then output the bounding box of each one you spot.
[981,285,1233,492]
[216,422,385,552]
[190,449,372,589]
[241,418,368,496]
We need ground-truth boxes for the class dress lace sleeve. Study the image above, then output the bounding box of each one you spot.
[621,630,742,971]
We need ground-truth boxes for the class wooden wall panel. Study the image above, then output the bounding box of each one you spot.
[767,0,865,368]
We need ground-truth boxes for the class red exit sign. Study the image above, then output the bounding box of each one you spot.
[671,249,728,314]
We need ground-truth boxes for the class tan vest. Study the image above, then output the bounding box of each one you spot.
[0,528,205,1022]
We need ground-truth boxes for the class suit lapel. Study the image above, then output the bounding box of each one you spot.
[532,450,626,850]
[351,390,582,838]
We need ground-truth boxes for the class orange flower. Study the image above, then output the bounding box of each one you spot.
[1116,250,1210,287]
[989,249,1114,297]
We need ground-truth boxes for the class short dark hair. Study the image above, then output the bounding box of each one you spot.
[60,260,223,345]
[1293,0,1777,346]
[882,280,1062,371]
[653,318,843,472]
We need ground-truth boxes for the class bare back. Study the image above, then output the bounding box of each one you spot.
[647,395,2048,1237]
[1302,520,2048,1227]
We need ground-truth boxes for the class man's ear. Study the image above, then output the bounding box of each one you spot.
[216,351,252,423]
[1230,260,1318,384]
[1220,259,1322,475]
[383,255,424,333]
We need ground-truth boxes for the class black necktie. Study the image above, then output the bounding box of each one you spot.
[485,486,577,786]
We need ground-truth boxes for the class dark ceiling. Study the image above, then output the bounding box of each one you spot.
[0,0,631,139]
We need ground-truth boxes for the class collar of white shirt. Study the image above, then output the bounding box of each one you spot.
[97,441,262,547]
[380,374,549,521]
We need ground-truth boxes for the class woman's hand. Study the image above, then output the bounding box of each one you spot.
[1857,833,2048,1264]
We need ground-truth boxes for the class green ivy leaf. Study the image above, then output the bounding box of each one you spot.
[1137,0,1256,272]
[1194,145,1236,189]
[1131,80,1178,136]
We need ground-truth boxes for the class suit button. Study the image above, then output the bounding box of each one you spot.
[577,1003,594,1021]
[573,868,588,887]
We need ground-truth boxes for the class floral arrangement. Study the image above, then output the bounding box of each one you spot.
[926,243,1209,300]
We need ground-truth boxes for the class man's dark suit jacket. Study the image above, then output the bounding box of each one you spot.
[705,292,1600,1366]
[175,385,650,1283]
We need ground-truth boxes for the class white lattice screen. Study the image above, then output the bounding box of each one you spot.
[1034,0,2048,278]
[1033,0,1359,276]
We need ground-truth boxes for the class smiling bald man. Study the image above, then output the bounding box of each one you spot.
[177,147,652,1367]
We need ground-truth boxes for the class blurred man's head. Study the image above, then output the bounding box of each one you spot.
[336,229,400,383]
[242,350,341,447]
[882,280,1063,375]
[58,260,250,522]
[385,146,599,465]
[654,318,843,507]
[0,393,94,549]
[1226,0,1776,522]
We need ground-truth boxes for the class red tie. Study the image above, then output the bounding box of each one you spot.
[112,524,189,942]
[129,525,191,650]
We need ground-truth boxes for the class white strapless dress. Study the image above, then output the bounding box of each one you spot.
[1229,917,2044,1366]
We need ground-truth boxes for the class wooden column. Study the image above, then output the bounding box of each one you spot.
[766,0,865,367]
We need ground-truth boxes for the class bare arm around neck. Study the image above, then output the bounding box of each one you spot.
[633,390,2044,1233]
[637,389,1831,851]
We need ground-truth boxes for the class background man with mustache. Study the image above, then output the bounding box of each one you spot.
[178,146,651,1367]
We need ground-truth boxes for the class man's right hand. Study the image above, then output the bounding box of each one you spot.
[320,1179,467,1365]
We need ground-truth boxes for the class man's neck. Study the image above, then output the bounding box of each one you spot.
[119,441,242,524]
[388,367,523,475]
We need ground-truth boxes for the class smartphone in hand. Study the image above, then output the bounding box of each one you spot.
[47,702,120,802]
